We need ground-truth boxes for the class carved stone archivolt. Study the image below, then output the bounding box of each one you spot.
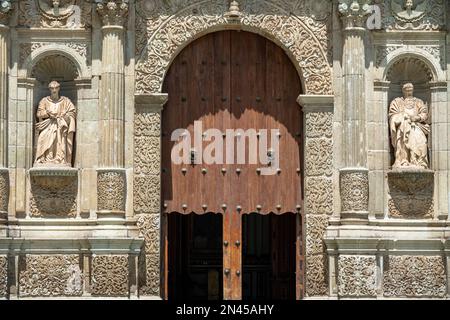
[380,0,446,31]
[91,255,129,296]
[19,255,83,297]
[338,255,377,297]
[135,0,332,95]
[97,170,126,213]
[18,0,92,28]
[0,255,6,297]
[383,255,446,297]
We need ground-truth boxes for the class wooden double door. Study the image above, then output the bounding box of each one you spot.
[162,31,303,300]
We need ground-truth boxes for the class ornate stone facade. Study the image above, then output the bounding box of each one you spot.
[383,256,446,298]
[338,255,377,297]
[91,255,129,296]
[340,170,369,214]
[19,255,83,297]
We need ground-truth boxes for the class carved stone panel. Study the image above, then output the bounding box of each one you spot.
[138,253,160,296]
[383,256,446,298]
[380,0,446,31]
[306,214,329,256]
[305,177,333,215]
[0,169,9,215]
[18,0,92,28]
[91,255,129,296]
[97,170,126,212]
[305,112,333,139]
[306,254,328,296]
[0,256,6,297]
[136,214,160,255]
[305,138,333,177]
[340,170,369,215]
[338,255,377,297]
[19,255,83,297]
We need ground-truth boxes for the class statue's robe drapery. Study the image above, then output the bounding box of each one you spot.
[35,96,76,166]
[389,97,430,169]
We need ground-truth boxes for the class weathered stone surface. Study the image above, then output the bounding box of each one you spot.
[91,255,129,297]
[0,256,7,297]
[19,255,83,297]
[383,256,446,298]
[338,255,377,297]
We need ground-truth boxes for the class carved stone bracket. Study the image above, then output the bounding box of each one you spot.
[97,168,126,219]
[28,167,78,218]
[387,169,434,219]
[340,168,369,220]
[96,0,128,27]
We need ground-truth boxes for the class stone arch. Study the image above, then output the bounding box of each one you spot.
[135,0,332,95]
[382,48,444,83]
[22,43,89,80]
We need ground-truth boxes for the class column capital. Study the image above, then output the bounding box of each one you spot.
[96,0,129,27]
[0,0,12,27]
[338,0,371,30]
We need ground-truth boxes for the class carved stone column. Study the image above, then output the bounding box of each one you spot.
[338,0,371,222]
[134,93,167,298]
[96,0,128,219]
[0,1,11,223]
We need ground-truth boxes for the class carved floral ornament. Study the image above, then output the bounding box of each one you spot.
[135,0,333,95]
[338,0,372,29]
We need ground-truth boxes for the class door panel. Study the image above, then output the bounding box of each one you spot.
[162,31,303,300]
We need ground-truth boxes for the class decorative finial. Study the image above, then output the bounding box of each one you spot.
[225,0,242,22]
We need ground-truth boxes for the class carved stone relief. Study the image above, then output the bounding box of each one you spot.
[305,177,333,215]
[380,0,446,31]
[387,170,434,219]
[305,112,333,139]
[30,175,77,218]
[136,214,160,255]
[340,170,369,213]
[0,0,12,25]
[0,170,9,214]
[135,0,332,95]
[18,0,92,28]
[306,215,329,255]
[305,138,333,177]
[383,256,446,297]
[91,255,129,296]
[306,254,328,296]
[97,170,126,212]
[0,256,6,297]
[19,255,83,297]
[138,253,160,296]
[96,0,129,27]
[338,255,377,297]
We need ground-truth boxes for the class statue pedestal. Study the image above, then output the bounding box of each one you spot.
[28,167,79,218]
[387,168,434,219]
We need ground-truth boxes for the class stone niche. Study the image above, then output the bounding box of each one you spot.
[28,167,78,218]
[387,169,434,219]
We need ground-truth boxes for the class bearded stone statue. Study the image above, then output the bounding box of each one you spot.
[34,81,76,167]
[389,83,430,169]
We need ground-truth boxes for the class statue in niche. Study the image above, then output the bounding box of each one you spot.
[389,83,429,169]
[34,81,76,167]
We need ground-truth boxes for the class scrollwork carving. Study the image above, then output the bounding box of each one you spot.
[383,256,446,297]
[134,176,160,215]
[97,170,126,212]
[135,0,332,95]
[19,255,82,297]
[136,214,160,254]
[306,215,328,255]
[340,170,369,213]
[91,255,129,296]
[305,177,333,215]
[306,254,328,296]
[338,255,377,297]
[305,138,333,177]
[0,256,6,296]
[138,253,160,296]
[305,112,333,139]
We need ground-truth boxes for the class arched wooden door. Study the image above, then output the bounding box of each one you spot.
[162,31,303,300]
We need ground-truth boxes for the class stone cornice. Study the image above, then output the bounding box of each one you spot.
[0,0,12,27]
[338,0,371,30]
[96,0,129,27]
